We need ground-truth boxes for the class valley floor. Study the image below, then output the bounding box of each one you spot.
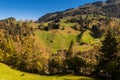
[0,63,94,80]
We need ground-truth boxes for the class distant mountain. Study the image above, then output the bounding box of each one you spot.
[38,0,120,22]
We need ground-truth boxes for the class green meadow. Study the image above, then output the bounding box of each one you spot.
[0,63,94,80]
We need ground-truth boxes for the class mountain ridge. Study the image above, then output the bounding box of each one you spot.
[38,0,120,22]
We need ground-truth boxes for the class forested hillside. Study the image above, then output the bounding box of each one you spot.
[0,0,120,80]
[38,0,120,22]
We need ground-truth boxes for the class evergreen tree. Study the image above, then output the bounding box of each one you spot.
[100,30,118,60]
[97,30,119,79]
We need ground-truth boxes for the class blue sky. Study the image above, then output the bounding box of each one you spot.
[0,0,102,20]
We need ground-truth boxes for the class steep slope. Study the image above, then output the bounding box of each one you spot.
[35,0,120,53]
[38,0,120,22]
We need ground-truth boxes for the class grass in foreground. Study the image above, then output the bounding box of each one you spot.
[0,63,95,80]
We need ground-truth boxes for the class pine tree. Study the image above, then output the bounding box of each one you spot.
[100,30,118,60]
[97,30,119,78]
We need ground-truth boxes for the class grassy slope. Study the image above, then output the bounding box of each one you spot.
[0,63,94,80]
[80,30,95,44]
[35,29,96,52]
[35,28,80,53]
[33,18,97,53]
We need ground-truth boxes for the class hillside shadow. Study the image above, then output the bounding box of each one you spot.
[76,30,86,43]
